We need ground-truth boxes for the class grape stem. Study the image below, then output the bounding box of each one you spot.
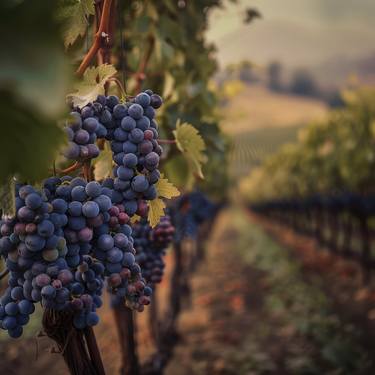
[76,0,113,76]
[108,77,126,98]
[0,268,9,280]
[56,161,83,175]
[83,160,93,182]
[158,139,176,145]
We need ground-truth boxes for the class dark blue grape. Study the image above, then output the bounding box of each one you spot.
[123,153,138,168]
[129,128,144,143]
[136,116,150,131]
[117,166,134,181]
[71,186,87,202]
[82,201,100,218]
[121,116,136,131]
[128,104,144,120]
[123,141,138,154]
[135,93,151,108]
[113,104,128,119]
[83,117,99,133]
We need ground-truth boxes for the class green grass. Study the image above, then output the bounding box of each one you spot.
[226,206,373,374]
[229,124,302,178]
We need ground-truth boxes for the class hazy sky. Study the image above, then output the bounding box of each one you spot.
[208,0,375,68]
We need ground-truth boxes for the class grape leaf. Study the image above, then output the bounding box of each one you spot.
[173,121,207,179]
[67,64,117,108]
[146,177,179,227]
[58,0,95,49]
[155,175,180,199]
[130,214,141,224]
[92,142,112,181]
[147,198,166,228]
[0,178,15,217]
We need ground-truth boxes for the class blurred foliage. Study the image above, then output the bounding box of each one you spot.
[240,88,375,202]
[243,8,262,24]
[57,0,95,49]
[115,0,232,199]
[218,79,246,101]
[0,1,71,184]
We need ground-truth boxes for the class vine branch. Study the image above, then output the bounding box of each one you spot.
[56,161,83,175]
[158,139,176,145]
[108,77,126,97]
[134,35,155,92]
[0,268,9,280]
[76,0,114,76]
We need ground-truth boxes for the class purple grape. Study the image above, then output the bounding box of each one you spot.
[74,129,90,145]
[82,117,99,133]
[150,94,163,109]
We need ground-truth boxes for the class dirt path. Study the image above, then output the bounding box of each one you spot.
[165,206,374,375]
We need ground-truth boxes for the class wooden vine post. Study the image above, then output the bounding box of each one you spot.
[113,303,140,375]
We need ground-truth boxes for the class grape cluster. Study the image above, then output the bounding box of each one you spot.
[0,184,72,337]
[0,91,164,338]
[64,91,163,218]
[150,215,175,249]
[108,91,163,216]
[172,191,216,241]
[133,215,174,287]
[63,112,105,161]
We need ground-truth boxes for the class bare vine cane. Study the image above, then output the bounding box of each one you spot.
[42,309,98,375]
[113,303,140,375]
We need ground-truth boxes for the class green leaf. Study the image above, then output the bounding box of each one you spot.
[147,199,166,228]
[0,1,71,117]
[173,121,207,179]
[67,64,117,108]
[0,90,65,182]
[58,0,95,49]
[155,175,180,199]
[92,142,112,181]
[163,155,192,189]
[0,178,15,217]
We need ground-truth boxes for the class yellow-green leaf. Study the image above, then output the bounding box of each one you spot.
[92,142,112,181]
[155,175,180,199]
[0,177,15,217]
[67,64,117,108]
[130,214,141,224]
[58,0,95,49]
[173,121,207,179]
[163,72,175,99]
[147,198,166,228]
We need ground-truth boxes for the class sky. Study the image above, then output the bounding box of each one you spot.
[207,0,375,70]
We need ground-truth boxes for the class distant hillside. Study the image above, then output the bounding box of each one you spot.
[312,52,375,89]
[208,0,375,88]
[221,85,327,135]
[222,85,328,178]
